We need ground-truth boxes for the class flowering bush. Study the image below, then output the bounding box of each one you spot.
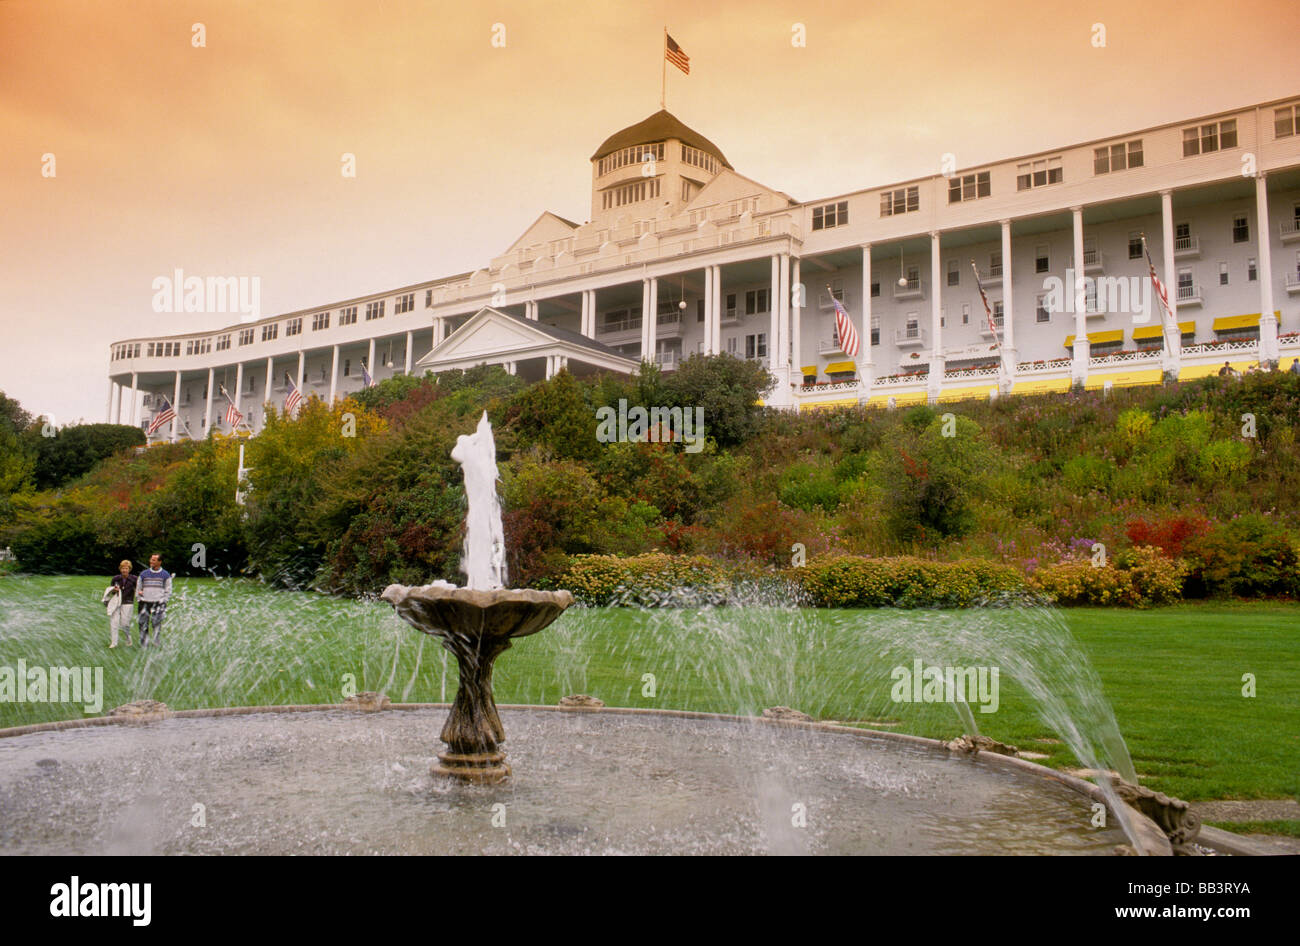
[555,553,732,606]
[1125,514,1212,558]
[1031,546,1186,607]
[794,555,1024,608]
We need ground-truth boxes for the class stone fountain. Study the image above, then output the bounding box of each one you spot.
[381,412,572,783]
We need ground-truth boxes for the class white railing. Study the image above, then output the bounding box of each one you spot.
[800,379,861,394]
[654,352,679,370]
[894,327,928,345]
[1280,219,1300,241]
[1083,248,1104,269]
[945,365,1000,379]
[980,319,1005,338]
[873,373,929,387]
[1174,235,1200,255]
[1176,283,1202,304]
[819,338,846,354]
[1285,272,1300,291]
[1182,339,1258,357]
[597,316,642,334]
[1089,350,1161,367]
[1015,359,1073,374]
[893,278,924,299]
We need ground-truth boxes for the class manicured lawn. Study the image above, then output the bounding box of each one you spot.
[1,576,1295,802]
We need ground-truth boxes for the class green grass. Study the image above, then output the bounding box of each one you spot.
[1206,820,1300,838]
[1,576,1296,804]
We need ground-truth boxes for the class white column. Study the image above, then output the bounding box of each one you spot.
[702,266,714,354]
[860,245,873,386]
[791,257,803,385]
[204,368,214,436]
[581,290,592,337]
[233,363,244,427]
[171,370,182,443]
[779,253,791,370]
[1071,207,1089,385]
[404,330,413,374]
[264,356,274,407]
[1256,173,1278,366]
[1000,220,1016,369]
[545,355,555,379]
[1160,190,1180,375]
[647,277,658,365]
[366,338,376,379]
[328,345,339,405]
[712,264,722,355]
[296,350,305,392]
[129,372,138,426]
[105,381,115,423]
[639,279,651,361]
[110,381,120,424]
[928,231,944,400]
[768,255,780,369]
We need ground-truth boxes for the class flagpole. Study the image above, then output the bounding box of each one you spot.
[971,260,1010,386]
[661,26,667,110]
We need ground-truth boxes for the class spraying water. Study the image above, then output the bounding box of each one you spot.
[449,411,507,591]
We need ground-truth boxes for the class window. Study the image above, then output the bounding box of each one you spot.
[247,374,255,393]
[961,303,970,325]
[425,289,433,308]
[903,315,919,338]
[1129,232,1143,260]
[286,318,302,337]
[597,142,667,176]
[185,340,194,355]
[812,201,849,230]
[823,280,845,306]
[870,281,880,298]
[1036,294,1050,323]
[1248,257,1257,281]
[395,293,414,314]
[312,312,330,331]
[726,337,738,356]
[947,259,960,287]
[744,333,767,359]
[679,144,715,175]
[1094,140,1143,174]
[989,252,1002,278]
[880,186,919,216]
[1219,262,1229,286]
[1276,104,1300,139]
[992,301,1004,327]
[1183,119,1237,157]
[947,171,991,203]
[1035,244,1050,274]
[602,178,660,209]
[261,324,278,342]
[725,293,737,319]
[696,298,705,323]
[745,289,770,315]
[1017,157,1062,190]
[339,306,357,326]
[871,315,880,346]
[1232,215,1249,243]
[239,329,254,346]
[365,301,385,321]
[902,265,920,290]
[1177,268,1193,295]
[343,359,350,377]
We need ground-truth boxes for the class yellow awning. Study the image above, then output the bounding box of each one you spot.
[1178,361,1256,381]
[801,397,860,412]
[1012,377,1072,395]
[937,385,997,403]
[867,390,929,408]
[1064,330,1123,348]
[824,361,857,374]
[800,365,817,376]
[1132,320,1195,340]
[1084,368,1163,390]
[1213,313,1260,332]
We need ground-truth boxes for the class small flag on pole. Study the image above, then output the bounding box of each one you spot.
[219,386,243,429]
[665,34,690,75]
[829,290,861,358]
[146,397,176,436]
[284,373,303,416]
[1141,235,1176,329]
[971,263,1000,339]
[360,363,374,389]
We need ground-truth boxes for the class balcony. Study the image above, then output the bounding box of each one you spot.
[1174,235,1201,259]
[979,319,1005,339]
[893,278,924,300]
[655,311,685,337]
[596,315,642,340]
[1285,272,1300,294]
[1176,283,1203,307]
[721,308,744,326]
[819,337,848,355]
[1281,220,1300,244]
[818,290,846,310]
[894,327,928,347]
[654,350,680,370]
[1082,247,1105,273]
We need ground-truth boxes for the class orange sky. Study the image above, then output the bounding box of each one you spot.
[2,0,1297,422]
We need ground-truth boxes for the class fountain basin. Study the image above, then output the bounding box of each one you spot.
[0,704,1158,855]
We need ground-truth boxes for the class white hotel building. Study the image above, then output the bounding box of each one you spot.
[108,96,1300,439]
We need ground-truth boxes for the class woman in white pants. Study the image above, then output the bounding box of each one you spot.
[102,560,137,648]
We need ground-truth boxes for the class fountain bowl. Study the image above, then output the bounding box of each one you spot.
[380,583,573,783]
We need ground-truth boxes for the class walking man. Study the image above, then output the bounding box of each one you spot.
[136,553,172,646]
[102,559,137,648]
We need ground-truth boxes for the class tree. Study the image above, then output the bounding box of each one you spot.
[660,353,773,447]
[25,423,145,490]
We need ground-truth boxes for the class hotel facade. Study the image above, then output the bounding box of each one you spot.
[108,95,1300,440]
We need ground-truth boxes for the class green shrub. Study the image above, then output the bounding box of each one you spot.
[794,555,1024,608]
[1031,560,1136,607]
[557,553,731,606]
[778,462,841,513]
[1184,514,1298,597]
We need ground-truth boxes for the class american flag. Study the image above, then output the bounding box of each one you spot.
[665,34,690,75]
[219,385,243,428]
[829,290,861,357]
[971,262,1001,339]
[146,396,175,436]
[284,373,303,416]
[1141,235,1176,331]
[361,363,374,388]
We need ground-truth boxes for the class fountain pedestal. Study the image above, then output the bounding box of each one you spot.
[381,584,573,784]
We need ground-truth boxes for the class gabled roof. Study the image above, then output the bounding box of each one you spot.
[684,168,795,211]
[503,211,581,254]
[591,110,733,170]
[416,307,636,371]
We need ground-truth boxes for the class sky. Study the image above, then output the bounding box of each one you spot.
[2,0,1297,424]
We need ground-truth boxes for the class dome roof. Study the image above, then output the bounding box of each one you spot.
[590,110,732,170]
